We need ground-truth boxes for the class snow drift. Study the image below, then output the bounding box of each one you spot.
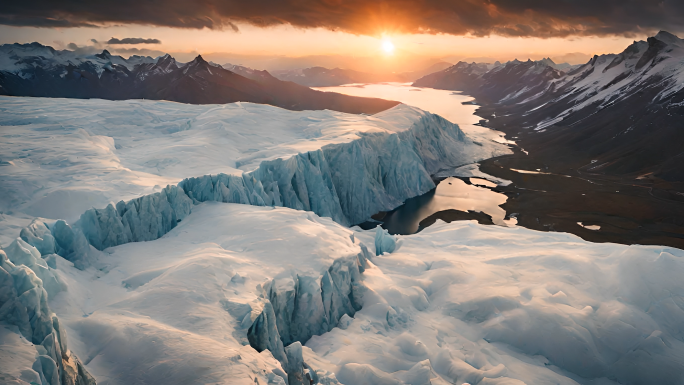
[5,95,682,385]
[0,97,507,384]
[8,202,684,385]
[7,99,497,267]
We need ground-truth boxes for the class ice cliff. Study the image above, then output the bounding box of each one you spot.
[3,104,463,382]
[1,99,505,384]
[374,227,397,255]
[246,244,372,384]
[21,104,480,267]
[181,109,480,226]
[0,245,96,385]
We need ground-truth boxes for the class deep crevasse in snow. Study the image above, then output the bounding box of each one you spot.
[180,107,482,226]
[65,102,490,256]
[0,244,96,385]
[3,97,684,385]
[1,99,499,385]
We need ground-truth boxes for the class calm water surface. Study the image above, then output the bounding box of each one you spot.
[315,82,511,145]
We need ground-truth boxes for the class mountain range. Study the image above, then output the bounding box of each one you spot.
[0,43,398,114]
[266,61,453,87]
[414,31,684,183]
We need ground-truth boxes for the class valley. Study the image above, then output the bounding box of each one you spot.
[2,24,684,385]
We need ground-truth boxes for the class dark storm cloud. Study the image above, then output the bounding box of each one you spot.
[0,15,98,28]
[1,0,683,37]
[107,37,161,44]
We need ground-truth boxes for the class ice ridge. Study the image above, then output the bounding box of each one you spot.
[181,112,470,226]
[374,226,397,255]
[246,246,372,384]
[0,247,96,385]
[16,105,474,268]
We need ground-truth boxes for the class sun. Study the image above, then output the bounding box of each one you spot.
[382,40,395,54]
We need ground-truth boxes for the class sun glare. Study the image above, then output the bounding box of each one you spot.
[382,40,395,54]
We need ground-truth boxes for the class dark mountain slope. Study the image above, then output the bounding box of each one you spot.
[0,44,398,114]
[413,31,684,182]
[262,62,453,87]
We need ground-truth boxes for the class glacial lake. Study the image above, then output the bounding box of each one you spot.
[314,83,514,234]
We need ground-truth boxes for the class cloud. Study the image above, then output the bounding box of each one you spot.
[60,41,165,58]
[0,15,98,28]
[109,47,166,57]
[63,42,101,56]
[0,0,683,38]
[107,37,161,44]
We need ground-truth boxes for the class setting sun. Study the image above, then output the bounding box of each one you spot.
[382,39,395,54]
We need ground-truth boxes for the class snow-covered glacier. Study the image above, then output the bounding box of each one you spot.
[3,96,683,385]
[0,96,505,260]
[0,96,505,232]
[0,96,506,384]
[178,106,484,226]
[7,202,684,385]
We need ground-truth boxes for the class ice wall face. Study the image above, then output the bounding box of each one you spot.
[76,185,193,251]
[19,218,93,270]
[247,246,371,383]
[2,103,491,383]
[181,151,348,225]
[0,249,96,385]
[11,103,476,271]
[181,111,473,226]
[5,102,499,271]
[374,227,397,255]
[4,238,65,300]
[321,133,433,225]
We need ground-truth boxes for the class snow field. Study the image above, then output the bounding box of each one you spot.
[2,96,682,385]
[42,202,684,385]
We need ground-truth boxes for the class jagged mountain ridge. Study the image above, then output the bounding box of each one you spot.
[262,61,453,87]
[0,43,398,114]
[414,58,569,103]
[413,31,684,181]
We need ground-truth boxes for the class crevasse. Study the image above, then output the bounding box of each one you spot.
[71,108,474,257]
[8,107,476,384]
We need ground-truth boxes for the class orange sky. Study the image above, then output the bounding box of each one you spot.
[0,22,639,70]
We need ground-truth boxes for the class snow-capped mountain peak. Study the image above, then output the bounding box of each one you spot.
[412,30,684,180]
[654,30,682,46]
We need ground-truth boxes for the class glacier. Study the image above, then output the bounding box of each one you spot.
[0,96,507,384]
[0,246,96,385]
[5,202,684,385]
[2,97,503,264]
[3,96,684,385]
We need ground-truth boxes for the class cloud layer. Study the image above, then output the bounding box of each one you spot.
[107,37,161,44]
[1,0,683,37]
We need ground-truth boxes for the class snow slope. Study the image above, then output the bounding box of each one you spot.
[0,96,504,237]
[0,96,507,384]
[3,96,683,385]
[0,43,156,76]
[412,31,684,180]
[13,203,684,385]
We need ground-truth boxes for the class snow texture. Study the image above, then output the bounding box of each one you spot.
[0,96,503,384]
[37,204,684,384]
[0,248,95,385]
[2,96,683,385]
